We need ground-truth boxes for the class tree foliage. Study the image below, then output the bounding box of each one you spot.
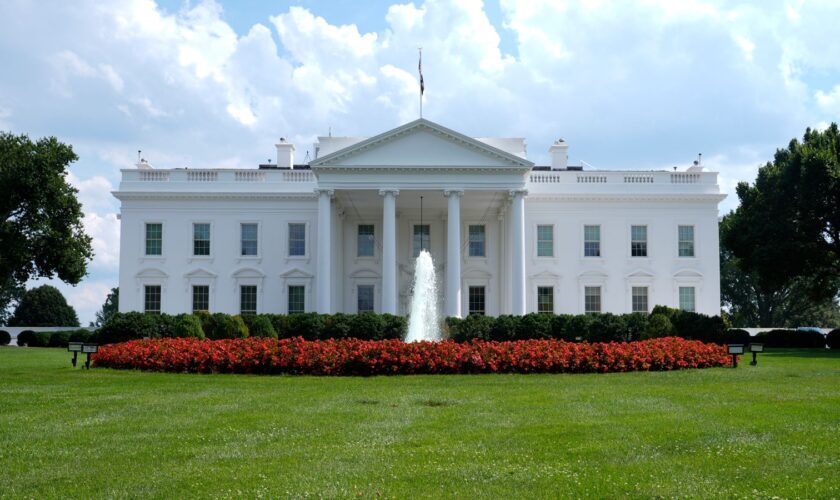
[723,124,840,302]
[0,132,93,317]
[94,287,119,327]
[9,285,79,327]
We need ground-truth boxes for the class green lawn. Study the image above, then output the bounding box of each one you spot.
[1,348,838,498]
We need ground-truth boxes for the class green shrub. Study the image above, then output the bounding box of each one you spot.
[723,329,752,345]
[29,331,53,347]
[550,315,575,341]
[443,317,462,340]
[350,313,385,340]
[48,331,73,347]
[266,314,290,338]
[754,329,826,348]
[206,314,249,339]
[586,313,628,342]
[0,330,10,346]
[322,313,352,339]
[17,330,35,346]
[381,314,407,340]
[642,314,673,340]
[69,330,94,343]
[172,314,205,339]
[98,312,159,344]
[516,313,553,340]
[827,329,840,350]
[490,315,519,341]
[248,315,277,339]
[286,313,324,340]
[623,313,650,342]
[453,314,495,341]
[564,315,593,341]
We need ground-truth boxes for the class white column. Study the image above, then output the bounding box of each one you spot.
[380,189,399,314]
[444,189,463,318]
[510,189,527,315]
[316,189,334,313]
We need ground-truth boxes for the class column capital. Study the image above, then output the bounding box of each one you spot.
[314,188,335,197]
[508,188,528,199]
[378,188,400,197]
[443,189,464,198]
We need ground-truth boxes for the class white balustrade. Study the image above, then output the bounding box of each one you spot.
[187,170,218,182]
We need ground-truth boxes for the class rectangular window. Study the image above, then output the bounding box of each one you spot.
[288,223,306,256]
[413,224,430,257]
[193,223,210,256]
[678,225,695,257]
[537,286,554,314]
[468,286,486,316]
[240,223,258,256]
[584,225,601,257]
[679,286,696,312]
[240,285,257,315]
[288,285,305,314]
[144,285,161,314]
[357,285,374,313]
[145,223,162,256]
[631,286,648,313]
[537,225,554,257]
[631,225,647,257]
[192,285,209,313]
[584,286,601,313]
[468,225,486,257]
[357,224,375,257]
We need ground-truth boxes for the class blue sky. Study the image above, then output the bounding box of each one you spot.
[1,0,839,324]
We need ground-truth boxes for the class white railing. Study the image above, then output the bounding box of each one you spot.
[140,171,170,182]
[235,171,266,182]
[623,175,654,183]
[577,175,607,183]
[528,170,716,186]
[283,171,314,182]
[670,173,700,184]
[187,170,218,182]
[122,168,316,189]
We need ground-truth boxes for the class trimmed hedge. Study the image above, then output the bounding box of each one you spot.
[16,330,36,346]
[0,330,10,346]
[753,329,826,348]
[828,329,840,350]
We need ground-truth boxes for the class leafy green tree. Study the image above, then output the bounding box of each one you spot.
[723,123,840,302]
[0,278,23,326]
[0,132,93,317]
[94,287,119,327]
[9,285,79,327]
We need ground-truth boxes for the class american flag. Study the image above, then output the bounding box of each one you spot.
[419,51,424,95]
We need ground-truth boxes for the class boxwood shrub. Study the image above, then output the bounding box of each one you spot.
[827,329,840,350]
[247,315,277,339]
[753,329,826,348]
[0,330,10,346]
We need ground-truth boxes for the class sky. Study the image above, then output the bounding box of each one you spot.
[1,0,839,325]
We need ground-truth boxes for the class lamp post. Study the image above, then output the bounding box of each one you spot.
[748,343,764,366]
[727,344,744,368]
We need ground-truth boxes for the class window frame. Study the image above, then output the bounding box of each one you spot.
[356,284,375,313]
[144,222,164,257]
[631,286,649,313]
[537,286,554,314]
[239,284,258,316]
[239,222,260,258]
[583,224,601,258]
[356,223,376,259]
[287,285,306,314]
[287,222,308,258]
[679,286,696,312]
[192,284,210,313]
[678,224,696,258]
[144,284,162,314]
[467,224,486,258]
[536,224,554,258]
[630,224,648,258]
[412,223,431,258]
[584,285,602,314]
[191,222,212,258]
[468,286,486,316]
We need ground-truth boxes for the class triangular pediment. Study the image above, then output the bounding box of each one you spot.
[184,267,217,279]
[279,267,313,279]
[310,119,533,169]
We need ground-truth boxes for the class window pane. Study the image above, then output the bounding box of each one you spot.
[468,225,485,257]
[241,223,258,256]
[240,285,257,315]
[679,286,695,312]
[193,223,210,256]
[144,285,161,314]
[357,285,374,313]
[192,285,209,312]
[357,224,374,257]
[678,225,695,257]
[288,285,305,313]
[468,286,485,316]
[537,225,553,257]
[584,225,600,257]
[584,286,601,313]
[537,286,553,314]
[289,223,306,256]
[631,225,647,257]
[413,224,430,257]
[145,223,162,256]
[631,286,648,313]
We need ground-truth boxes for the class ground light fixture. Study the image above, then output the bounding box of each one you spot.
[68,343,99,369]
[727,344,744,368]
[67,342,83,367]
[748,343,764,366]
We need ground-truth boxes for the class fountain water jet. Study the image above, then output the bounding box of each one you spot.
[405,250,442,342]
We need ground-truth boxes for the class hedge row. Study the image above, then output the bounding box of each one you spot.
[750,329,827,348]
[0,330,11,346]
[15,329,94,347]
[828,329,840,349]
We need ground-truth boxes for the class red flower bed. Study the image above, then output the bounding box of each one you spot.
[92,337,732,375]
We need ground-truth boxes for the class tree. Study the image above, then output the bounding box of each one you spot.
[94,287,119,327]
[0,278,23,326]
[721,214,840,327]
[9,285,79,327]
[0,132,93,318]
[723,123,840,302]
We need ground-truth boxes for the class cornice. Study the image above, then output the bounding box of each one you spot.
[112,191,318,201]
[312,165,532,174]
[526,193,727,203]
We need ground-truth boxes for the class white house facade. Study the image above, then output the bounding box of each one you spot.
[114,119,725,318]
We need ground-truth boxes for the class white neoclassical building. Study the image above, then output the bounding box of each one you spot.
[115,119,725,318]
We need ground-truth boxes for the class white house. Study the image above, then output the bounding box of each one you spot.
[114,118,725,318]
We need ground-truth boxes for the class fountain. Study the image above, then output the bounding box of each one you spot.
[405,250,442,342]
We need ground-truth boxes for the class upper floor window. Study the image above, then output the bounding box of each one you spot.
[357,285,374,313]
[357,224,374,257]
[145,223,162,256]
[537,225,553,257]
[240,285,257,315]
[631,225,647,257]
[537,286,554,314]
[240,223,258,256]
[678,225,695,257]
[413,224,430,257]
[468,225,486,257]
[468,286,486,316]
[288,223,306,256]
[193,223,210,256]
[288,285,305,314]
[631,286,648,313]
[584,286,601,313]
[584,225,601,257]
[679,286,696,312]
[144,285,161,314]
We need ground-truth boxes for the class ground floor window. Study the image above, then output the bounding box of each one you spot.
[537,286,554,314]
[357,285,374,313]
[240,285,257,315]
[468,286,485,316]
[584,286,601,313]
[192,285,209,313]
[144,285,161,314]
[679,286,696,312]
[288,285,305,314]
[413,224,430,257]
[631,286,648,313]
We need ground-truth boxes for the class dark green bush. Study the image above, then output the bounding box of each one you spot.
[623,313,650,342]
[490,315,519,341]
[827,329,840,349]
[0,330,10,346]
[754,329,826,348]
[516,313,553,340]
[248,315,277,339]
[350,313,385,340]
[69,330,94,343]
[550,315,575,341]
[586,314,627,342]
[443,316,463,340]
[452,314,494,341]
[642,314,674,339]
[565,314,593,341]
[48,331,73,347]
[205,314,249,339]
[17,330,35,346]
[98,312,159,344]
[172,314,205,339]
[267,314,290,338]
[322,313,352,339]
[29,331,53,347]
[286,313,324,340]
[723,329,752,345]
[381,314,407,340]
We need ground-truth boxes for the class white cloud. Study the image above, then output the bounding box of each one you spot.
[815,85,840,115]
[67,172,120,271]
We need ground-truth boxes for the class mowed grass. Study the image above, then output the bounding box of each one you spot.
[1,348,838,498]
